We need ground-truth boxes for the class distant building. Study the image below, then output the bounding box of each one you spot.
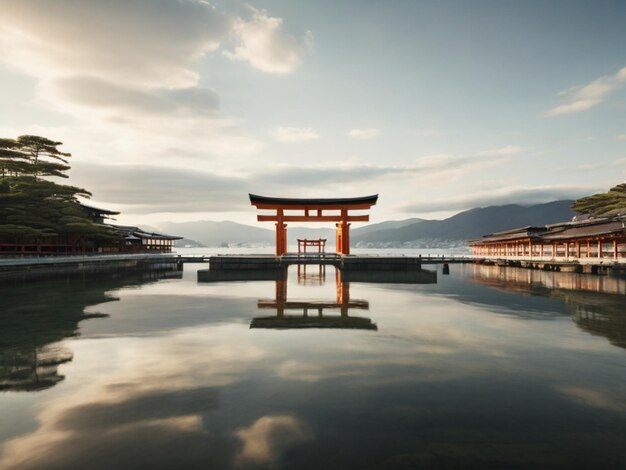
[78,203,120,224]
[470,216,626,260]
[114,225,182,253]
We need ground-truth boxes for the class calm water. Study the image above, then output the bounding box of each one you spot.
[1,263,626,469]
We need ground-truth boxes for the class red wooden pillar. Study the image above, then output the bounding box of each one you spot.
[576,242,581,258]
[337,209,351,255]
[343,209,350,254]
[336,269,350,317]
[276,209,287,256]
[598,238,603,258]
[614,240,618,258]
[587,241,591,258]
[275,278,287,317]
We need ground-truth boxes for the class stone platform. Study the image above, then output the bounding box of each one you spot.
[197,254,437,284]
[205,254,424,271]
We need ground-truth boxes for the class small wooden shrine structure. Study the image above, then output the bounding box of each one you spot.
[297,238,326,254]
[249,194,378,256]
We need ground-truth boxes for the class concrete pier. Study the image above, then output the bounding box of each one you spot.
[198,254,438,284]
[474,256,626,277]
[0,254,180,280]
[201,254,626,278]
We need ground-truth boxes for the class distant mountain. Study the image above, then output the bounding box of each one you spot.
[352,218,426,236]
[276,218,427,241]
[353,200,576,246]
[153,218,428,247]
[174,238,206,248]
[153,201,575,248]
[154,220,273,247]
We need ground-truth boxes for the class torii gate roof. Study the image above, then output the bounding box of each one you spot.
[249,194,378,209]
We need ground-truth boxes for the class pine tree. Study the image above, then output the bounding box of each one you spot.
[573,183,626,218]
[0,136,120,245]
[17,135,72,178]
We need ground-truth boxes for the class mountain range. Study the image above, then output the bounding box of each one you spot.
[353,200,575,247]
[153,200,575,248]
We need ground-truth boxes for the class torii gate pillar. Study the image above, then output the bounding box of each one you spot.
[275,209,288,256]
[336,209,351,254]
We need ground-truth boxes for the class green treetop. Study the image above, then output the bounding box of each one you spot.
[572,183,626,218]
[0,136,119,243]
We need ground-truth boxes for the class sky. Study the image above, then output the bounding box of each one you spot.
[0,0,625,227]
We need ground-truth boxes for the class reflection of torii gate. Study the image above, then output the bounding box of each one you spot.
[249,194,378,256]
[253,268,375,330]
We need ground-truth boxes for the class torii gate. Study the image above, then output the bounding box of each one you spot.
[249,194,378,256]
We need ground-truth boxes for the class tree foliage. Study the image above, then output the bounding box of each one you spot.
[0,136,120,243]
[572,183,626,217]
[1,136,71,178]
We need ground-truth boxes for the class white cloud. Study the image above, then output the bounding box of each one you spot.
[545,66,626,117]
[403,184,601,213]
[0,0,313,166]
[72,151,508,216]
[0,0,229,87]
[348,128,380,139]
[0,326,268,470]
[48,76,219,116]
[557,386,626,412]
[0,1,254,161]
[70,163,249,214]
[546,100,598,116]
[272,127,320,143]
[235,415,312,465]
[410,152,508,175]
[615,134,626,141]
[572,157,626,172]
[224,7,312,74]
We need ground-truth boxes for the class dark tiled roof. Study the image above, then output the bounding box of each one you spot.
[111,225,183,240]
[79,203,120,216]
[472,217,626,244]
[476,231,542,243]
[469,226,547,244]
[540,220,625,240]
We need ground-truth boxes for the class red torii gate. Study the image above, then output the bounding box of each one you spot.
[249,194,378,256]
